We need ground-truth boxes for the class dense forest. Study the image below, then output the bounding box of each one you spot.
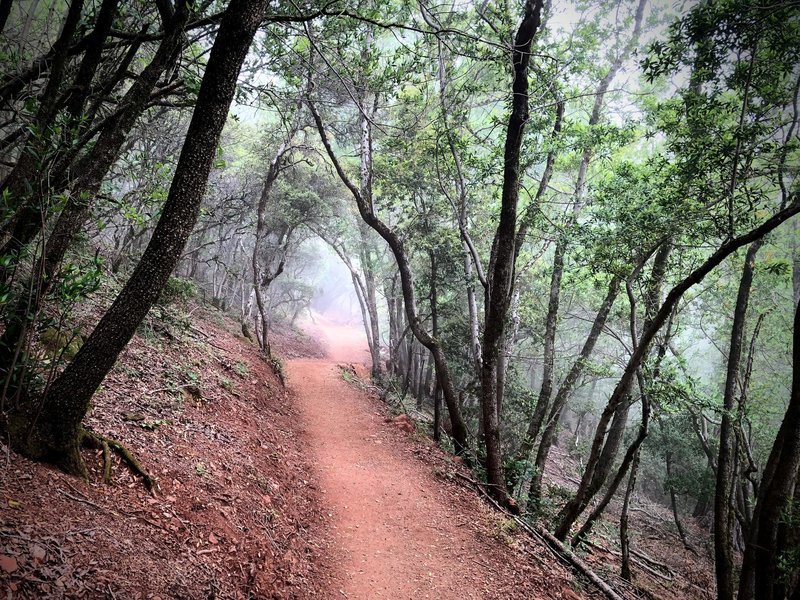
[0,0,799,598]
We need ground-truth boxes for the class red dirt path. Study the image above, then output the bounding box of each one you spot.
[287,316,576,599]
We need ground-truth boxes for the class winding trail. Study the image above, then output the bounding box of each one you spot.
[285,316,494,599]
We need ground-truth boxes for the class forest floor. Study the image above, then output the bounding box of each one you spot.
[0,299,714,600]
[0,303,581,599]
[0,303,335,599]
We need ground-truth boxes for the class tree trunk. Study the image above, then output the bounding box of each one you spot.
[793,217,800,305]
[528,275,622,503]
[666,450,693,551]
[359,223,382,379]
[0,0,122,254]
[584,239,673,503]
[3,0,264,475]
[480,0,544,508]
[620,450,641,581]
[356,29,383,382]
[738,300,800,600]
[571,394,650,546]
[525,236,566,453]
[0,6,190,382]
[716,241,762,600]
[252,112,302,359]
[424,249,439,409]
[0,0,14,35]
[423,8,483,380]
[433,380,442,442]
[464,247,482,374]
[241,286,255,340]
[519,0,646,462]
[0,0,85,253]
[386,280,398,374]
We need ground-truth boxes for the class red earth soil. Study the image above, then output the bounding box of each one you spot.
[287,315,581,599]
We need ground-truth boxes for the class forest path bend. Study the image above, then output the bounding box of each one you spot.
[285,317,494,599]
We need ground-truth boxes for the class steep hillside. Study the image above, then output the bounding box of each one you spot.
[1,306,334,598]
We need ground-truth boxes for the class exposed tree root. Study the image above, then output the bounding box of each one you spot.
[82,430,155,491]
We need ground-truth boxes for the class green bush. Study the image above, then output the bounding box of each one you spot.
[158,276,197,305]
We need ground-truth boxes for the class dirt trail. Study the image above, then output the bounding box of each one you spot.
[286,316,496,599]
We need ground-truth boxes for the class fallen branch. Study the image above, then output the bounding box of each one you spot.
[57,487,110,513]
[631,548,673,574]
[628,506,669,522]
[142,382,195,397]
[535,526,627,600]
[452,472,625,600]
[189,324,229,352]
[584,540,674,582]
[60,482,166,530]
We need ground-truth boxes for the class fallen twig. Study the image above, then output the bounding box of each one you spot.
[631,548,673,574]
[57,487,114,514]
[143,383,195,396]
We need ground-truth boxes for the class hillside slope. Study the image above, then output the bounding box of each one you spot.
[1,306,333,598]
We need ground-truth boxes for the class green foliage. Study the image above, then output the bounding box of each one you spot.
[140,419,168,431]
[219,376,234,392]
[158,277,198,306]
[233,360,249,378]
[51,256,104,305]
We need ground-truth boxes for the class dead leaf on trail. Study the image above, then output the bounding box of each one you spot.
[0,554,19,573]
[30,544,47,562]
[7,498,21,508]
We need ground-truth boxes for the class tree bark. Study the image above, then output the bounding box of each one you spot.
[715,241,762,600]
[738,300,800,599]
[479,0,544,508]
